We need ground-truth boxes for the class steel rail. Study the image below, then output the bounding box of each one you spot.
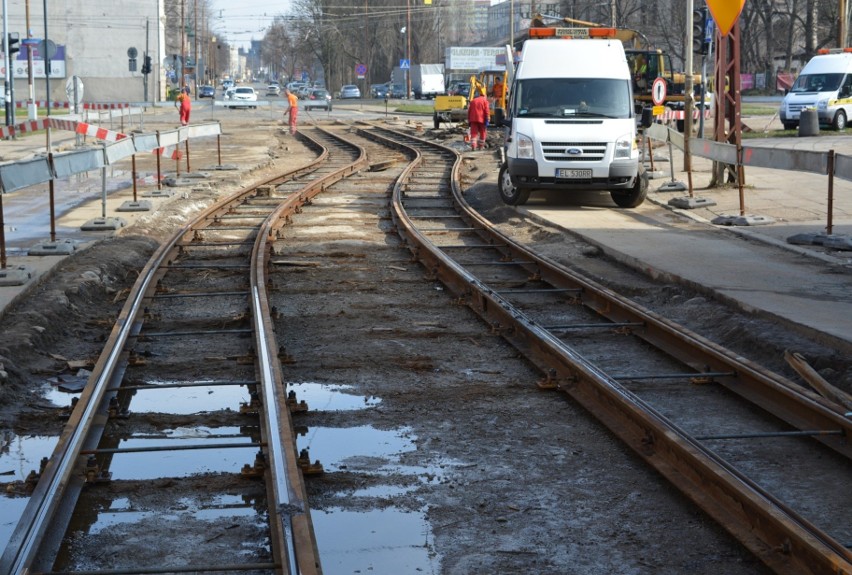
[362,126,851,575]
[247,126,369,575]
[0,133,331,575]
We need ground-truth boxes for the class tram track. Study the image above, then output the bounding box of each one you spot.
[0,129,364,575]
[356,124,850,575]
[1,120,849,574]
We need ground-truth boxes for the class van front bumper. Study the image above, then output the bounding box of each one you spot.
[507,158,637,190]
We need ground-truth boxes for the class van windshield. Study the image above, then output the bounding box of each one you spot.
[512,78,632,119]
[790,73,844,93]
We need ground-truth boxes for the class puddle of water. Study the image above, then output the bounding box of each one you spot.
[0,433,58,482]
[287,382,380,411]
[313,507,438,575]
[0,496,31,552]
[44,380,253,415]
[103,426,259,480]
[298,425,415,473]
[81,494,262,535]
[0,434,60,550]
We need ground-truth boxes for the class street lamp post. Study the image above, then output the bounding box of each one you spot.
[406,0,411,98]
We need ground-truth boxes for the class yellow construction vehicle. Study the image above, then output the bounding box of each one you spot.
[433,68,509,129]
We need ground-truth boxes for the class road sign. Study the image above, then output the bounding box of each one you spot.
[355,63,367,79]
[651,77,667,106]
[706,0,746,37]
[127,47,138,59]
[21,38,40,46]
[399,59,410,69]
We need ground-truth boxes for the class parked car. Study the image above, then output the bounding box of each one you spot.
[304,89,332,111]
[370,83,388,98]
[221,79,234,91]
[198,85,215,98]
[388,83,406,98]
[339,84,361,99]
[297,85,313,99]
[266,84,281,96]
[226,86,257,109]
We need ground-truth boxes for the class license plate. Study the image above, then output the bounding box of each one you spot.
[556,169,592,179]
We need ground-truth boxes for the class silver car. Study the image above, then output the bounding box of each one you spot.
[339,84,361,99]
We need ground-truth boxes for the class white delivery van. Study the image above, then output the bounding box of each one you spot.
[499,28,645,207]
[779,50,852,131]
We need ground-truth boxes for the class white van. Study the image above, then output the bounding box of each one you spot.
[779,51,852,131]
[499,28,645,207]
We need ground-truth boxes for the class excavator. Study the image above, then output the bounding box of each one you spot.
[433,66,510,130]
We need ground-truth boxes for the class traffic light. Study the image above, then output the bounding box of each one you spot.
[129,57,137,72]
[692,7,709,55]
[142,55,152,75]
[7,33,20,63]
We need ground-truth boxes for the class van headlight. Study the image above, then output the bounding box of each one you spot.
[517,133,534,159]
[817,100,828,110]
[614,134,634,160]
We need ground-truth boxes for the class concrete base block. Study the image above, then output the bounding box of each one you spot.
[140,189,175,198]
[668,196,717,209]
[163,177,198,187]
[0,265,32,286]
[711,214,775,226]
[28,239,77,256]
[658,180,688,192]
[81,217,127,231]
[822,234,852,251]
[787,232,828,245]
[117,200,153,212]
[207,164,239,171]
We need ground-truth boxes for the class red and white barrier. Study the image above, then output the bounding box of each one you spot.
[655,109,713,121]
[0,118,50,139]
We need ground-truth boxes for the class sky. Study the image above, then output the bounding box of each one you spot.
[209,0,291,49]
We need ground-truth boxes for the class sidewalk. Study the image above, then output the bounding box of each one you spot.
[522,122,852,350]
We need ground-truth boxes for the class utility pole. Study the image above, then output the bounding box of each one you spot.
[406,0,411,99]
[4,0,11,127]
[841,0,848,48]
[25,0,36,120]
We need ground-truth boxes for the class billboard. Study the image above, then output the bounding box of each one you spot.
[445,47,505,70]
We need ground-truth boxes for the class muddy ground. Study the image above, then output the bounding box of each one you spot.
[0,112,849,574]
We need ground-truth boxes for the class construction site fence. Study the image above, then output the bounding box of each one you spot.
[0,121,222,194]
[645,122,846,233]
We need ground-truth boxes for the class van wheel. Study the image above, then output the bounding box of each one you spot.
[833,110,847,131]
[610,172,648,208]
[498,165,530,206]
[782,122,797,130]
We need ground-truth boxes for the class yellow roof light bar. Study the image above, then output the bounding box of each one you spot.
[529,27,617,39]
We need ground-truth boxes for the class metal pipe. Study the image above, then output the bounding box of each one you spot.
[82,441,263,455]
